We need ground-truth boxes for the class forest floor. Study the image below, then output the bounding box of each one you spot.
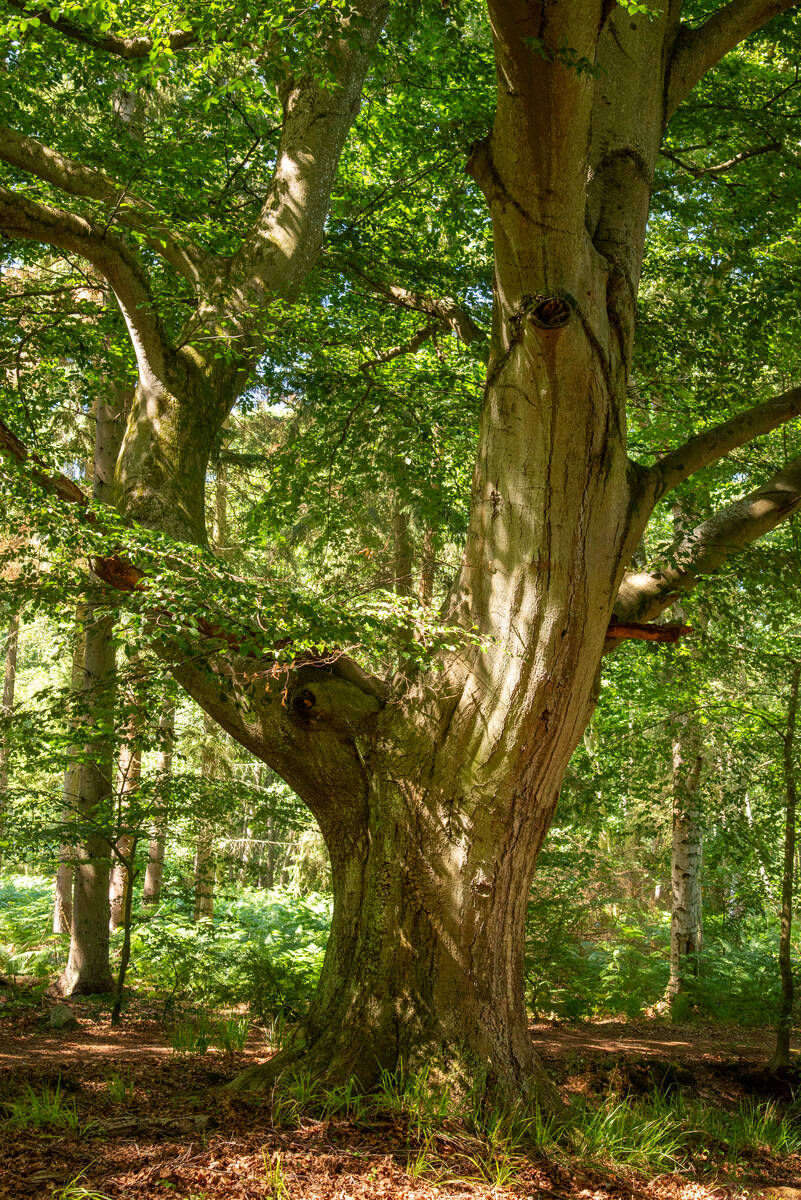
[1,981,800,1200]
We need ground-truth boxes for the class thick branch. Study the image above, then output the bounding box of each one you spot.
[615,455,801,624]
[667,1,800,117]
[0,415,87,507]
[343,261,486,345]
[7,1,197,58]
[0,188,172,381]
[230,0,388,307]
[0,126,207,285]
[650,386,801,498]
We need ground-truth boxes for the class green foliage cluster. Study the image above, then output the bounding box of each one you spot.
[0,875,330,1022]
[128,885,330,1018]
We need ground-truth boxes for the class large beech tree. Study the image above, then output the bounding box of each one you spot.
[3,0,801,1100]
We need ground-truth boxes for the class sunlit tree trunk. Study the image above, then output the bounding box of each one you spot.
[0,612,20,885]
[770,661,799,1072]
[30,0,791,1101]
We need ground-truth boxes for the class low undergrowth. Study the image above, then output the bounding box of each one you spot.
[263,1063,801,1187]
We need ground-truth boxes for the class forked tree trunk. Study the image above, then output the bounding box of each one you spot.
[129,7,668,1102]
[0,612,20,884]
[770,662,799,1072]
[667,713,705,1004]
[143,697,174,905]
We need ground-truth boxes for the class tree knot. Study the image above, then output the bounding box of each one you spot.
[291,688,317,714]
[526,294,574,330]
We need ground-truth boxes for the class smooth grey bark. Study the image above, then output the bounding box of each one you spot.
[667,713,705,1004]
[143,697,174,905]
[0,612,20,884]
[770,662,799,1072]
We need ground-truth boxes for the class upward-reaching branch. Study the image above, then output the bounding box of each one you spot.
[667,0,801,117]
[615,455,801,625]
[650,385,801,498]
[230,0,388,309]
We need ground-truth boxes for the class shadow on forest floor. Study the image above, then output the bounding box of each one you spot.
[1,982,800,1200]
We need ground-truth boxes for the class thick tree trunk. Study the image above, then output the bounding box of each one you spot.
[61,388,128,995]
[109,2,730,1102]
[770,662,799,1072]
[54,613,85,934]
[667,713,705,1004]
[60,599,117,995]
[233,763,561,1104]
[143,697,174,905]
[0,612,20,884]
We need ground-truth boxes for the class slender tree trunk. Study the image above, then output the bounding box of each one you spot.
[667,713,705,1005]
[109,739,142,931]
[194,830,214,921]
[143,697,174,905]
[418,526,436,608]
[61,387,128,995]
[392,501,413,598]
[770,662,799,1072]
[110,840,137,1026]
[194,714,216,921]
[0,612,20,884]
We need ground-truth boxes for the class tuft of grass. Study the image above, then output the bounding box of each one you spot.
[566,1089,801,1171]
[105,1069,134,1104]
[51,1165,113,1200]
[272,1067,326,1127]
[570,1094,689,1169]
[213,1015,250,1055]
[169,1014,211,1055]
[4,1080,97,1137]
[262,1149,290,1199]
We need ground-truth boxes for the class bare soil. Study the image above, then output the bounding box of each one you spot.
[1,984,799,1200]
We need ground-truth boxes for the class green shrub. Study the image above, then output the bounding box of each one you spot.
[0,876,64,978]
[127,886,330,1019]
